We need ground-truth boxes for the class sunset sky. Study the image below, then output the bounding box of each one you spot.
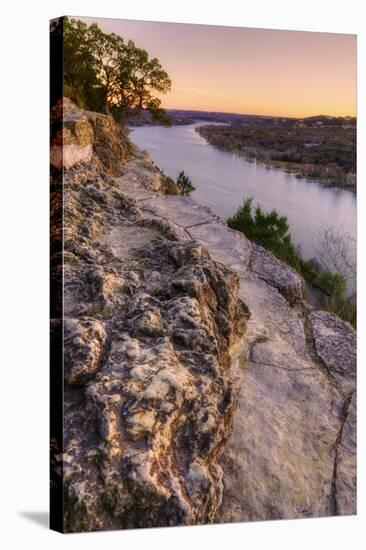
[79,17,356,117]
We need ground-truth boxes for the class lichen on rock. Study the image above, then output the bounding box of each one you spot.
[51,99,249,532]
[51,99,356,532]
[61,233,248,531]
[50,97,130,173]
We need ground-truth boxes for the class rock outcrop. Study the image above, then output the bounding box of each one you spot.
[50,99,356,532]
[50,98,130,173]
[51,99,248,532]
[111,174,356,524]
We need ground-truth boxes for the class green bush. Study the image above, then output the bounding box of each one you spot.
[227,198,302,269]
[316,270,347,298]
[176,171,196,196]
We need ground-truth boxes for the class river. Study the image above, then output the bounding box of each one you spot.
[129,123,356,265]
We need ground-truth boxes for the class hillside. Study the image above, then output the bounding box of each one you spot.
[50,99,356,532]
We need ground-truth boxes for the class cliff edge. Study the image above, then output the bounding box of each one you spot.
[50,99,356,531]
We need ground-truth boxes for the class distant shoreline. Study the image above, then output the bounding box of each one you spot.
[195,122,356,194]
[198,137,356,194]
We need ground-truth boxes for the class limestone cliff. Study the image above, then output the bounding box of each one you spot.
[50,99,356,532]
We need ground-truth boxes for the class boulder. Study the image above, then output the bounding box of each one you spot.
[50,97,129,173]
[250,243,305,304]
[50,98,94,169]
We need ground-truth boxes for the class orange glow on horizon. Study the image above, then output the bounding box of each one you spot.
[79,17,356,118]
[162,87,356,118]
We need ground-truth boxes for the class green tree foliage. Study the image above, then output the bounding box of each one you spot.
[176,171,196,196]
[317,270,347,298]
[63,18,98,108]
[227,198,304,269]
[63,17,171,124]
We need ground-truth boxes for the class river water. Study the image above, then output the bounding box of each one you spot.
[130,123,356,264]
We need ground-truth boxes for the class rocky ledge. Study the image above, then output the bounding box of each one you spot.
[50,99,356,532]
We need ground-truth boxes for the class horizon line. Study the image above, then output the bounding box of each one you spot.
[164,108,357,119]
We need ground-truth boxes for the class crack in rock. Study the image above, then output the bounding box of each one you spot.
[329,391,355,515]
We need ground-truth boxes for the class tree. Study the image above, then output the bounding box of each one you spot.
[111,40,171,124]
[317,270,347,298]
[63,18,97,108]
[227,198,303,269]
[86,23,125,115]
[176,171,196,196]
[63,17,171,124]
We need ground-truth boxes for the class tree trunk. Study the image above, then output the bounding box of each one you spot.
[104,95,110,115]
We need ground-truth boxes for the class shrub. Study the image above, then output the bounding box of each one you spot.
[227,198,301,269]
[316,270,347,298]
[176,171,196,196]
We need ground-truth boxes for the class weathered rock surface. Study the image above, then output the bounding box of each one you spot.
[84,108,130,175]
[64,318,106,386]
[115,166,356,524]
[51,100,249,532]
[51,100,356,532]
[250,242,305,305]
[50,98,94,169]
[62,238,248,531]
[50,97,129,173]
[309,310,356,390]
